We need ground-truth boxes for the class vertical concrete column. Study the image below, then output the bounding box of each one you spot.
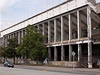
[42,23,45,35]
[61,16,64,61]
[24,29,26,35]
[3,37,5,47]
[11,34,13,38]
[69,14,72,42]
[54,19,57,43]
[19,31,22,44]
[21,30,23,38]
[14,32,17,43]
[87,7,92,39]
[69,45,72,61]
[88,42,92,68]
[77,11,82,65]
[15,32,18,38]
[10,34,12,38]
[6,36,8,47]
[5,35,7,46]
[12,33,14,38]
[8,35,10,39]
[77,11,81,40]
[7,35,8,41]
[48,21,51,44]
[7,35,9,39]
[42,23,45,43]
[4,37,5,47]
[54,47,57,61]
[2,37,4,47]
[87,7,92,68]
[69,14,72,61]
[61,45,65,61]
[9,34,11,39]
[16,32,18,44]
[4,36,7,47]
[13,33,15,38]
[37,25,39,30]
[18,31,20,44]
[20,30,24,43]
[61,16,64,42]
[48,47,51,61]
[78,44,82,64]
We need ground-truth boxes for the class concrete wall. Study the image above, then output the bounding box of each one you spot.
[50,61,79,67]
[96,2,100,14]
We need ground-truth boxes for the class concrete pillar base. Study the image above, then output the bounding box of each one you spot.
[88,63,92,68]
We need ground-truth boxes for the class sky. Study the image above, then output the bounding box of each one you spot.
[0,0,100,31]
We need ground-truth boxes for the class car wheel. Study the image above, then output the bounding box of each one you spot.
[12,66,14,68]
[4,65,6,67]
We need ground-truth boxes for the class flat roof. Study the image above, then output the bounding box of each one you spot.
[1,0,73,32]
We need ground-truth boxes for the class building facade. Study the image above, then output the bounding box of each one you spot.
[0,0,100,68]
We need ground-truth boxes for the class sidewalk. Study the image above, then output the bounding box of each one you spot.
[17,65,100,75]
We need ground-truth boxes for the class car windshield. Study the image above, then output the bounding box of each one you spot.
[6,61,12,64]
[8,62,12,64]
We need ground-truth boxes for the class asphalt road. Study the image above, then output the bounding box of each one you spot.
[0,66,94,75]
[0,64,99,75]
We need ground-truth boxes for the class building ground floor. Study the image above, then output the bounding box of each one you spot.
[48,42,100,68]
[0,42,100,68]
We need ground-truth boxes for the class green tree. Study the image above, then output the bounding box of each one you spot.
[0,46,6,62]
[6,37,18,63]
[18,25,47,64]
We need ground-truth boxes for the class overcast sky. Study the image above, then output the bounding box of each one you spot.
[0,0,100,30]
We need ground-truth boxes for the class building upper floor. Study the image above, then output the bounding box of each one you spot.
[0,0,98,37]
[96,2,100,15]
[1,5,100,46]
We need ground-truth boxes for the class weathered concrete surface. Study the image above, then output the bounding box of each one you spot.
[96,2,100,14]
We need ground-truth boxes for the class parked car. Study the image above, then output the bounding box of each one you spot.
[4,61,14,68]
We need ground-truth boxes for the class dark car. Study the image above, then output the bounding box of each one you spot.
[4,61,14,68]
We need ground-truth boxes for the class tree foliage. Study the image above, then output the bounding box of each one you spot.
[6,37,18,58]
[0,37,18,63]
[18,25,47,62]
[0,46,6,58]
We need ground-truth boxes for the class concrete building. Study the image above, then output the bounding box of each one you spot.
[0,0,100,68]
[96,2,100,15]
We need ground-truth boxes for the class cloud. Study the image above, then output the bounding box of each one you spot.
[0,0,19,13]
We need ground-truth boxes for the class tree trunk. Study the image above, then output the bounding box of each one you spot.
[3,57,5,63]
[36,60,38,65]
[13,57,15,64]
